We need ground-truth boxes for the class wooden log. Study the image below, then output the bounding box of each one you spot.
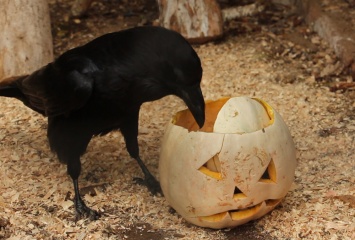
[0,0,53,80]
[157,0,224,44]
[222,0,267,21]
[296,0,355,79]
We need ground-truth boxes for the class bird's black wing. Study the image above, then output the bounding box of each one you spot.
[18,54,98,117]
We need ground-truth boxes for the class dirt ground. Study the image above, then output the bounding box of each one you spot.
[0,0,354,239]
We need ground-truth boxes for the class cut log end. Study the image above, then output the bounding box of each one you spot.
[157,0,224,44]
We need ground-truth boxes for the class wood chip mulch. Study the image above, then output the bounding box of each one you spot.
[0,0,354,239]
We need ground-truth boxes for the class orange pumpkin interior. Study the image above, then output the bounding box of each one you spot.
[173,97,230,132]
[198,199,282,222]
[172,97,274,132]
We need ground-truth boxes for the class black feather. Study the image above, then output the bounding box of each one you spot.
[0,26,205,220]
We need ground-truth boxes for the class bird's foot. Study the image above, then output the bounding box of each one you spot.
[74,197,100,221]
[133,175,162,196]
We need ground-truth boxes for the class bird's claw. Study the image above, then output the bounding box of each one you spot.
[74,199,100,221]
[133,176,162,196]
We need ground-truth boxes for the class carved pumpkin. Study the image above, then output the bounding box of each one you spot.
[159,96,296,229]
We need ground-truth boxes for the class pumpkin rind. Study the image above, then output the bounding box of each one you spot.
[159,96,297,229]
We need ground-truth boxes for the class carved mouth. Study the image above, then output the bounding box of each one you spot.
[198,199,282,222]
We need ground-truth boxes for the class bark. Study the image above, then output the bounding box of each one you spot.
[0,0,53,80]
[296,0,355,79]
[222,0,267,21]
[157,0,224,44]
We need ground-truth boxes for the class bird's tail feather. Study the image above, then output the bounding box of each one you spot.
[0,76,29,103]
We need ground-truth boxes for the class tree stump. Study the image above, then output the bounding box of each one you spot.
[0,0,53,81]
[157,0,224,44]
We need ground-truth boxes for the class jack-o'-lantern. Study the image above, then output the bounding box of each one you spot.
[159,96,296,229]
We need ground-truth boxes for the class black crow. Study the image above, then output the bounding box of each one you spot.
[0,26,205,220]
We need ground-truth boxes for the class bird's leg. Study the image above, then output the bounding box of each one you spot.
[120,112,162,195]
[133,155,162,195]
[72,178,100,221]
[67,159,100,221]
[48,119,99,220]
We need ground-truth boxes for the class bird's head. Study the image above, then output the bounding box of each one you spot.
[171,65,205,129]
[135,54,205,128]
[158,36,205,129]
[124,27,205,128]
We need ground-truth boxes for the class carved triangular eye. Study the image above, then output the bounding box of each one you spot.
[261,167,271,179]
[233,187,247,199]
[259,158,276,183]
[198,154,222,180]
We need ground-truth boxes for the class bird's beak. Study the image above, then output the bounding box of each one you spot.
[178,86,205,128]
